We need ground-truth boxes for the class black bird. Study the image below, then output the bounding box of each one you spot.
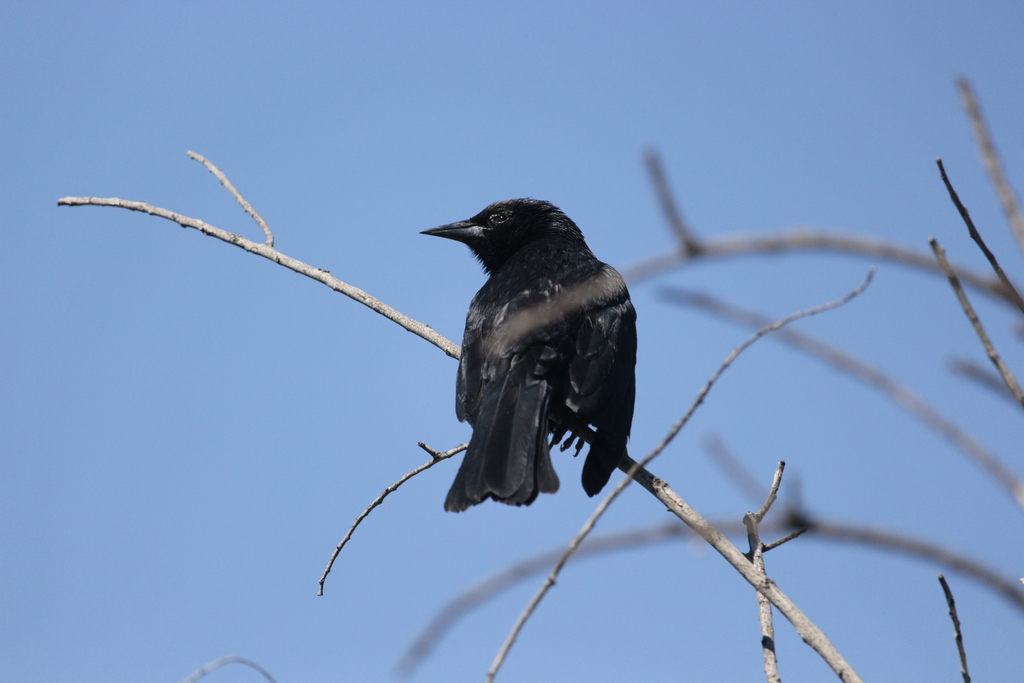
[422,199,637,512]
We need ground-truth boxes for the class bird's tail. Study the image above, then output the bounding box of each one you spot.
[580,432,626,497]
[444,360,560,512]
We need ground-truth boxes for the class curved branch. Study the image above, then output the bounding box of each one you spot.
[177,656,276,683]
[622,229,1014,307]
[318,442,466,595]
[57,196,461,359]
[400,509,1024,675]
[665,288,1024,511]
[396,521,712,676]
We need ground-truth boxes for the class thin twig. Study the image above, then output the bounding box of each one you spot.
[931,237,1024,410]
[318,442,467,595]
[486,272,874,683]
[57,196,461,359]
[177,655,277,683]
[749,461,785,527]
[763,527,808,552]
[644,148,701,255]
[936,157,1024,314]
[187,151,276,247]
[938,574,972,683]
[621,229,1013,306]
[948,357,1019,404]
[957,77,1024,257]
[744,462,787,683]
[666,288,1024,511]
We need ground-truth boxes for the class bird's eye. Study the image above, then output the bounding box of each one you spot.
[490,212,509,225]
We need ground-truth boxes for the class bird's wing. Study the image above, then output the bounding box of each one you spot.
[567,266,637,417]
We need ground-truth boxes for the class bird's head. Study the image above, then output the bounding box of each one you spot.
[422,198,585,273]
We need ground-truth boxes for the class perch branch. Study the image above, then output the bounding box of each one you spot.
[318,442,467,595]
[957,78,1024,257]
[486,273,873,683]
[57,195,461,359]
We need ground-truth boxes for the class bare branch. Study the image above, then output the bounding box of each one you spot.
[402,510,1024,674]
[644,148,701,254]
[395,521,727,676]
[763,527,808,552]
[936,158,1024,314]
[486,273,874,683]
[177,655,277,683]
[938,575,972,683]
[931,237,1024,409]
[57,195,461,360]
[948,357,1019,404]
[800,514,1024,612]
[187,151,276,247]
[957,77,1024,257]
[743,462,788,683]
[318,442,467,596]
[649,480,864,682]
[703,434,769,503]
[749,461,785,526]
[666,288,1024,510]
[621,229,1014,306]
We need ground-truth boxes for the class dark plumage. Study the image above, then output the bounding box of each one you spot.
[422,199,637,512]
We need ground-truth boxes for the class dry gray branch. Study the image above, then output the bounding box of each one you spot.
[948,357,1018,404]
[401,509,1024,674]
[318,442,467,596]
[931,237,1024,409]
[936,157,1024,314]
[744,462,787,683]
[187,151,276,247]
[665,288,1024,510]
[957,78,1024,257]
[395,520,730,676]
[57,195,461,359]
[704,434,770,502]
[644,148,701,254]
[938,574,972,683]
[622,228,1013,306]
[763,527,808,552]
[486,273,874,683]
[176,655,276,683]
[801,515,1024,612]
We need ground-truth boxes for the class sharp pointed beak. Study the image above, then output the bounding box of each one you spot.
[421,220,485,243]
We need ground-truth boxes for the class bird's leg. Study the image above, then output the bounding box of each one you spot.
[548,407,596,457]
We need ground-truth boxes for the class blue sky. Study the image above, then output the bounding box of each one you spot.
[3,2,1024,682]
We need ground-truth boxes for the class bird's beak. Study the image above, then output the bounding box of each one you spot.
[421,220,484,243]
